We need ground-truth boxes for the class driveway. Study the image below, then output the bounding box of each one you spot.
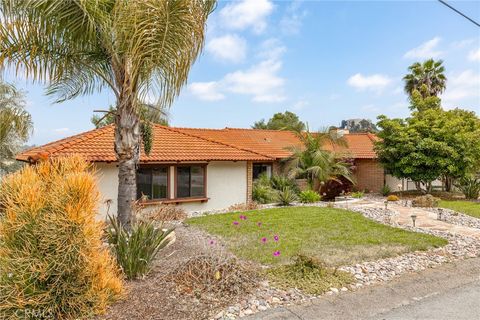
[247,257,480,320]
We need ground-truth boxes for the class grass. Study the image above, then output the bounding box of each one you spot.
[187,207,447,267]
[440,200,480,219]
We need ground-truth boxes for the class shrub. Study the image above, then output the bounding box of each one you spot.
[320,177,353,200]
[106,215,173,280]
[381,185,391,196]
[350,191,364,198]
[252,183,276,204]
[275,187,298,206]
[387,195,399,201]
[0,156,123,319]
[412,194,440,207]
[270,174,298,192]
[169,254,258,298]
[299,189,321,203]
[138,204,186,222]
[266,254,354,295]
[455,177,480,200]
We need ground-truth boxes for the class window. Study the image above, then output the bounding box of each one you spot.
[253,163,272,180]
[137,167,168,200]
[176,165,206,198]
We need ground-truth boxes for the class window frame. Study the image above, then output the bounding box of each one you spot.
[136,165,170,201]
[253,162,273,180]
[174,164,207,199]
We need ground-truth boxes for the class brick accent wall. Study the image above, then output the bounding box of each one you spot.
[354,159,384,192]
[246,161,253,203]
[272,161,283,175]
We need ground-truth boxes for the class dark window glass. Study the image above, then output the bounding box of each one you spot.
[176,166,205,198]
[136,167,168,200]
[253,163,272,180]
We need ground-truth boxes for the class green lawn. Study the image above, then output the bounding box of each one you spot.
[440,200,480,219]
[187,207,447,267]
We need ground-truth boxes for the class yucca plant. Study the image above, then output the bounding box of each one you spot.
[106,215,173,280]
[455,176,480,200]
[0,156,123,319]
[275,187,298,206]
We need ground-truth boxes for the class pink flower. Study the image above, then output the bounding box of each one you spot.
[261,237,267,243]
[273,251,281,257]
[209,240,215,245]
[233,221,239,226]
[239,215,247,220]
[273,235,279,242]
[257,222,262,227]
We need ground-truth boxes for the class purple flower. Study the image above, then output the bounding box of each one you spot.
[273,235,279,242]
[233,221,239,226]
[273,251,281,257]
[261,237,267,243]
[257,222,262,227]
[239,215,247,220]
[209,240,215,245]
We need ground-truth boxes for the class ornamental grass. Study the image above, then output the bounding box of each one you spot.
[0,156,123,319]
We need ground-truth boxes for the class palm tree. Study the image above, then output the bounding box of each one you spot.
[0,79,32,174]
[0,1,215,226]
[403,59,446,98]
[286,130,354,190]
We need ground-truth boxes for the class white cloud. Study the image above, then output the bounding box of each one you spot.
[280,0,307,35]
[468,48,480,62]
[404,37,443,59]
[219,0,274,34]
[189,39,287,103]
[206,34,247,63]
[451,38,476,49]
[53,128,70,133]
[292,99,309,110]
[347,73,392,93]
[441,69,480,108]
[189,81,225,101]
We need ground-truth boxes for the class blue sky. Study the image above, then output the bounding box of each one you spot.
[4,0,480,145]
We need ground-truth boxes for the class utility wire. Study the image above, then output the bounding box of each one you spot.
[438,0,480,27]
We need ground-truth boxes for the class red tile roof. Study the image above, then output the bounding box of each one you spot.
[17,125,378,163]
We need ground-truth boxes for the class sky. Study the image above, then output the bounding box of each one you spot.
[4,0,480,146]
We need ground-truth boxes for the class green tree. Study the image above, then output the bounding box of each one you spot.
[253,111,306,132]
[403,59,446,99]
[91,104,169,129]
[0,78,32,175]
[0,0,215,226]
[285,130,354,190]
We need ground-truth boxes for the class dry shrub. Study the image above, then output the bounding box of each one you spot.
[168,254,258,298]
[387,195,399,201]
[412,194,440,207]
[137,204,187,222]
[227,202,260,212]
[0,156,123,319]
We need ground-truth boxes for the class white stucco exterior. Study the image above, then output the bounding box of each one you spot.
[93,161,247,219]
[385,174,443,192]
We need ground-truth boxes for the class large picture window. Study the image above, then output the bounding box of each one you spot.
[176,165,206,198]
[137,167,168,200]
[253,163,272,180]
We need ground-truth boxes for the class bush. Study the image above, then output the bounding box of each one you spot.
[138,204,186,222]
[412,194,440,207]
[455,177,480,200]
[320,177,353,200]
[275,187,298,206]
[387,195,399,201]
[266,254,354,295]
[381,185,391,196]
[299,189,321,203]
[350,191,364,198]
[252,183,276,204]
[169,254,258,298]
[0,156,123,319]
[106,215,173,280]
[270,174,298,192]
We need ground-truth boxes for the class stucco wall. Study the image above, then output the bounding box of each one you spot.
[385,175,443,192]
[93,161,247,218]
[93,162,119,220]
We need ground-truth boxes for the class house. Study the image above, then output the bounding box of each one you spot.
[16,124,387,217]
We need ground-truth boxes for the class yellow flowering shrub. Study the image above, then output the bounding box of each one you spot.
[0,156,123,319]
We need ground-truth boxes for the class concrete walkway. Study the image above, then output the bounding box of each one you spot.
[360,200,480,239]
[247,257,480,320]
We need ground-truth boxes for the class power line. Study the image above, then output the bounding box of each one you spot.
[438,0,480,27]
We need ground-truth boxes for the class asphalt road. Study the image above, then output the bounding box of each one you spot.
[248,258,480,320]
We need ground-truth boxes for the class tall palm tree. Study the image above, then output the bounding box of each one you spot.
[403,59,446,98]
[286,130,354,190]
[0,0,215,226]
[0,78,32,174]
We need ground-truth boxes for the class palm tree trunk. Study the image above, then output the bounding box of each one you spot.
[114,95,141,228]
